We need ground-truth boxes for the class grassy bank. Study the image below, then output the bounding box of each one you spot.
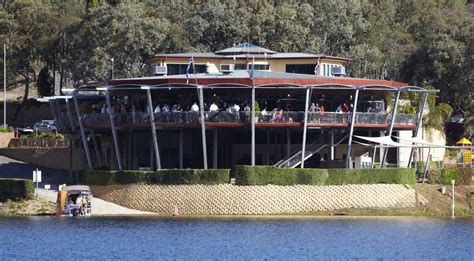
[0,199,56,216]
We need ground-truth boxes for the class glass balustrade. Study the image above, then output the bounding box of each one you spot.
[81,111,417,126]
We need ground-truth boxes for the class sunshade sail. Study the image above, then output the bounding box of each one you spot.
[456,138,472,145]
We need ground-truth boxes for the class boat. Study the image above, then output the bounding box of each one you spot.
[56,185,92,217]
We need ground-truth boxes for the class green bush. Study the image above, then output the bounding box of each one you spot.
[0,179,34,201]
[416,161,444,173]
[0,127,12,133]
[426,169,442,184]
[438,168,471,185]
[469,193,474,210]
[234,166,328,186]
[234,166,416,185]
[81,169,230,185]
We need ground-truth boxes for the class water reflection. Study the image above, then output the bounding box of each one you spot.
[1,216,473,259]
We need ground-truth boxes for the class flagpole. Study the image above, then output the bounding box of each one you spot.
[192,57,198,86]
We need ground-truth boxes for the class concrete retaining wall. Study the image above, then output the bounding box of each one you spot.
[91,184,416,215]
[0,132,14,148]
[0,147,84,170]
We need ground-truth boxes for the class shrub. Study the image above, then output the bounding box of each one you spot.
[439,168,471,185]
[426,169,442,184]
[234,166,415,185]
[0,127,12,133]
[0,179,34,201]
[456,168,472,185]
[81,169,230,185]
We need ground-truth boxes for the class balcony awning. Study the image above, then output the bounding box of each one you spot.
[353,135,414,147]
[394,136,474,149]
[354,135,474,149]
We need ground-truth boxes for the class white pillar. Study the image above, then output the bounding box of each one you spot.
[408,92,429,167]
[382,90,400,168]
[301,87,310,168]
[251,87,256,166]
[198,86,208,169]
[346,88,360,168]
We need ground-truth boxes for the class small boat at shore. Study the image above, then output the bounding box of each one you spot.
[56,185,92,217]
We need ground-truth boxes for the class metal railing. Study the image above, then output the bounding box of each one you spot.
[81,111,417,126]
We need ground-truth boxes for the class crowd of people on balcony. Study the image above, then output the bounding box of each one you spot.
[86,93,393,125]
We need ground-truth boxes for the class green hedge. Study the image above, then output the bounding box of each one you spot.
[0,179,34,201]
[80,169,230,185]
[426,168,471,185]
[234,166,416,185]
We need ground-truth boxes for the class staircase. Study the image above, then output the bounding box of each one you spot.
[274,130,349,168]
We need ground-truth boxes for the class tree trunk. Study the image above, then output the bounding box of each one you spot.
[22,62,30,104]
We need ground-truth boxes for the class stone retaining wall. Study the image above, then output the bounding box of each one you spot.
[91,184,416,215]
[0,147,84,170]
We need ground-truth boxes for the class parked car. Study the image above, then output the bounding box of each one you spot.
[33,120,57,133]
[16,126,34,135]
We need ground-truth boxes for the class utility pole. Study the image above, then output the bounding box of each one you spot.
[3,43,6,128]
[111,58,114,79]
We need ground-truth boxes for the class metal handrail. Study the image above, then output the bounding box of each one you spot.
[81,111,417,126]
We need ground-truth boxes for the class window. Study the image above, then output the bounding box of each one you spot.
[250,64,270,70]
[167,64,206,75]
[234,64,246,70]
[285,64,315,75]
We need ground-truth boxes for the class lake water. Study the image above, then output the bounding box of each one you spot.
[0,216,472,260]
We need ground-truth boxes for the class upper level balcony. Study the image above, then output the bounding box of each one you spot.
[81,111,417,130]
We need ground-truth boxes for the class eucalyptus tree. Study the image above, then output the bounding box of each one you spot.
[69,3,171,83]
[0,1,57,103]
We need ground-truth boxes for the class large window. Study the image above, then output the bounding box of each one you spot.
[253,64,270,70]
[285,64,315,75]
[167,64,206,75]
[234,64,247,70]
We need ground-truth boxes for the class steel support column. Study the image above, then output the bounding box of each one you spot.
[105,91,122,170]
[266,130,270,165]
[179,129,183,169]
[345,88,360,168]
[65,98,76,131]
[52,100,64,130]
[408,92,429,168]
[90,130,103,167]
[251,86,256,166]
[48,101,59,128]
[301,87,311,168]
[422,147,432,183]
[286,129,291,159]
[213,128,218,168]
[198,86,208,169]
[372,146,377,168]
[382,90,401,168]
[72,92,93,170]
[330,129,335,160]
[146,88,161,170]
